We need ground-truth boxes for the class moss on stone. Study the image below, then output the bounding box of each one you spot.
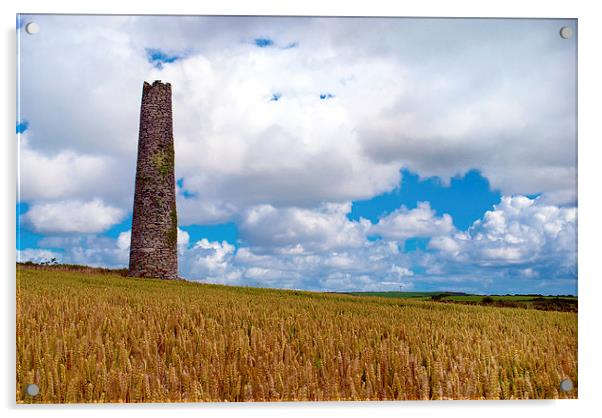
[151,149,171,178]
[166,142,175,175]
[167,205,178,247]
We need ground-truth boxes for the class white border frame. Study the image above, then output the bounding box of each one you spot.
[3,1,600,417]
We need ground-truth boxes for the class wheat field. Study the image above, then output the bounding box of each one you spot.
[16,266,577,403]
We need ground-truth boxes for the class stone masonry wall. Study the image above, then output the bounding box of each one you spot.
[128,80,178,279]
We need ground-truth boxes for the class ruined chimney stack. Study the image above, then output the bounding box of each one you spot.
[128,80,178,279]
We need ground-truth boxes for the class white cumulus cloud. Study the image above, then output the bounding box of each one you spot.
[181,239,242,285]
[17,195,576,294]
[18,136,126,203]
[18,16,577,224]
[431,196,577,271]
[17,248,62,264]
[21,199,125,234]
[370,202,455,241]
[239,203,371,251]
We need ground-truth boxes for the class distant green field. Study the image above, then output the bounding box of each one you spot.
[343,291,577,312]
[345,291,576,300]
[443,295,577,302]
[342,291,441,299]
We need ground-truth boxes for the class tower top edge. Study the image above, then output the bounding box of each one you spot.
[143,80,172,91]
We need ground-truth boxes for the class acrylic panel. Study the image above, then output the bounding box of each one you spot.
[16,14,577,403]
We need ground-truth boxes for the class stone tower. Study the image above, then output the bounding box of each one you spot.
[128,80,178,279]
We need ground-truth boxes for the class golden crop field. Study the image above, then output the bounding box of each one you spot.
[16,266,577,403]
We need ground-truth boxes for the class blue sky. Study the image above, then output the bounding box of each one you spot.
[145,48,183,69]
[16,166,497,251]
[16,15,577,294]
[349,169,501,231]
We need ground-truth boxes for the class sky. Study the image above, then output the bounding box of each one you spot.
[16,15,577,294]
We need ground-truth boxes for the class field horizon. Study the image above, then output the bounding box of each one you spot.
[16,262,578,300]
[17,264,577,402]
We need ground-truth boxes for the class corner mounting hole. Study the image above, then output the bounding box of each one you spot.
[25,22,39,35]
[26,383,40,396]
[559,378,574,392]
[559,26,573,39]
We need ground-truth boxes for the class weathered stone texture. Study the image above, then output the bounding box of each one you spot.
[128,80,178,279]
